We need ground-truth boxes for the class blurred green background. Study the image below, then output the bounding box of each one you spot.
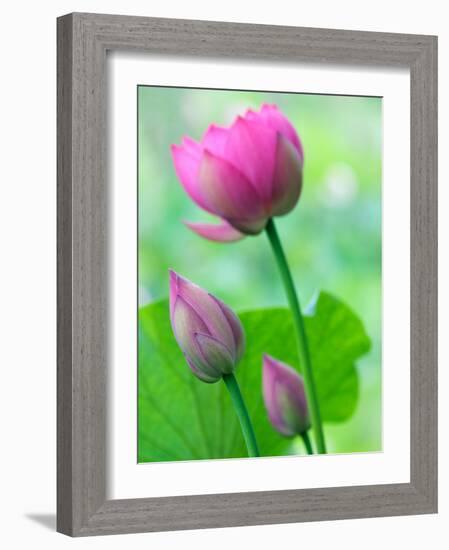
[138,86,382,455]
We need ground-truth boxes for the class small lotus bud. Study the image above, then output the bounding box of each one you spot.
[169,270,245,383]
[262,354,311,436]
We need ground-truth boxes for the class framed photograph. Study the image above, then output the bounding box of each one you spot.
[57,12,437,536]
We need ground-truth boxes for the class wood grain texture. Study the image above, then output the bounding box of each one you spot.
[57,12,438,536]
[57,13,74,536]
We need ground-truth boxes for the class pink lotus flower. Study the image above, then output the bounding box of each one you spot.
[169,270,245,383]
[171,104,304,242]
[262,354,310,436]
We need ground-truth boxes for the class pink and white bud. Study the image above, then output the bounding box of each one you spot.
[169,270,245,383]
[262,354,311,436]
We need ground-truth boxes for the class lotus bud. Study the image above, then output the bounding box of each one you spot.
[169,270,245,383]
[171,104,303,241]
[262,354,311,436]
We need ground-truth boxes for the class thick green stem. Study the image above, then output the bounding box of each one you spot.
[300,431,314,455]
[223,373,260,457]
[265,218,327,454]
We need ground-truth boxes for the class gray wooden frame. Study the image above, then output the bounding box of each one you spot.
[57,12,438,537]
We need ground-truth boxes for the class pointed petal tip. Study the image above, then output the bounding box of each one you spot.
[234,114,247,126]
[170,143,180,155]
[171,137,202,159]
[204,122,220,133]
[202,124,215,139]
[263,354,277,372]
[169,269,193,288]
[244,107,257,118]
[181,135,199,147]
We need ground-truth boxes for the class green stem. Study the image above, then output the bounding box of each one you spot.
[300,431,314,455]
[265,218,327,454]
[223,373,260,457]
